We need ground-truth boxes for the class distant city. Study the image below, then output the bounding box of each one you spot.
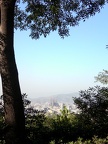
[28,93,79,115]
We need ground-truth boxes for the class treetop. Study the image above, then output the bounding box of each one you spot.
[14,0,108,39]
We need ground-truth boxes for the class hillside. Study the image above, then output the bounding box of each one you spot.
[29,92,79,104]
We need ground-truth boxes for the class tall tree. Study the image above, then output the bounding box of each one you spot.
[0,1,26,143]
[0,0,108,143]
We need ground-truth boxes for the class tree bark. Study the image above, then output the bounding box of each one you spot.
[0,0,27,143]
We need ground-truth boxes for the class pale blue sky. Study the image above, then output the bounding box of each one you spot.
[0,4,108,98]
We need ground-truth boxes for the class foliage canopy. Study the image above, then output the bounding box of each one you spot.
[74,86,108,138]
[95,70,108,84]
[15,0,108,39]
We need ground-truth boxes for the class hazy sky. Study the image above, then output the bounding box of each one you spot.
[0,4,108,98]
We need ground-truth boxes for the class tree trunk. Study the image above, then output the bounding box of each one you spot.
[0,0,27,143]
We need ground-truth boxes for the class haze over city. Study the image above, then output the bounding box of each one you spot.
[0,5,108,98]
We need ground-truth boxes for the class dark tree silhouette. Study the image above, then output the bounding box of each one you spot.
[74,86,108,138]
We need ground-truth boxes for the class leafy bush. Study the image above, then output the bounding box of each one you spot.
[73,86,108,139]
